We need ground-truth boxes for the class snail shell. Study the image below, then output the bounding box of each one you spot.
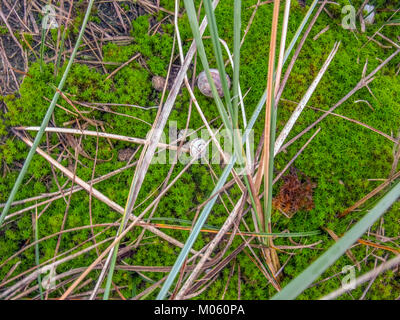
[189,138,207,159]
[118,148,135,162]
[197,69,231,98]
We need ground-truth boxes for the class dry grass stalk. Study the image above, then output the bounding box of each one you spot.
[260,0,281,278]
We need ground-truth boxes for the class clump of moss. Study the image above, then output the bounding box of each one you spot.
[103,14,173,77]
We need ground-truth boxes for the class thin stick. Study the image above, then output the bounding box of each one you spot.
[273,127,321,184]
[105,53,141,79]
[15,126,190,152]
[339,169,400,218]
[260,0,281,278]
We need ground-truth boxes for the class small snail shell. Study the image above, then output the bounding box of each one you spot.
[189,138,207,159]
[118,148,135,162]
[197,69,231,98]
[152,75,166,92]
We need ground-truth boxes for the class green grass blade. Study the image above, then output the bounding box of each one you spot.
[232,0,241,127]
[0,0,95,227]
[39,25,47,72]
[55,27,67,76]
[272,179,400,300]
[40,2,51,71]
[202,0,248,180]
[183,0,232,133]
[203,0,234,120]
[34,209,43,300]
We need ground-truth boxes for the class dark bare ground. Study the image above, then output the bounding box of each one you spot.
[0,0,163,95]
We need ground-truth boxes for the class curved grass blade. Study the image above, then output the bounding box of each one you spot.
[0,0,96,227]
[272,179,400,300]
